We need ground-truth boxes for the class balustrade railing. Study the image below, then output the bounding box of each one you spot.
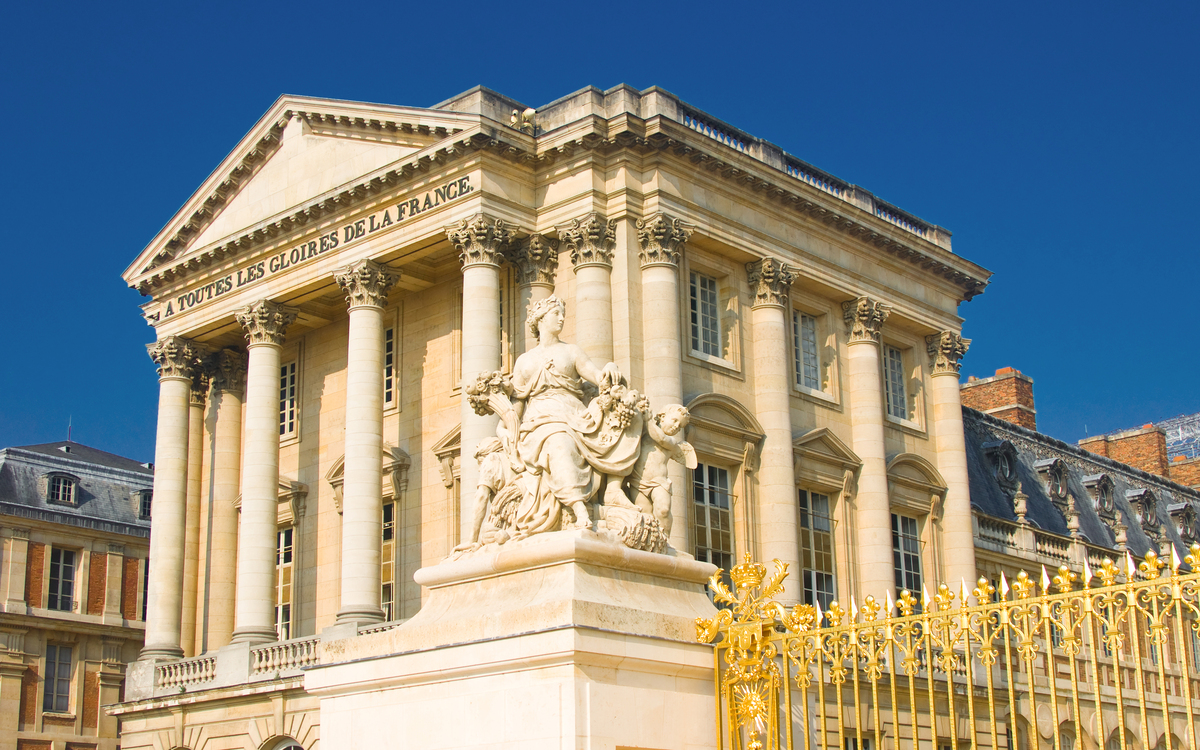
[156,655,217,690]
[683,110,747,153]
[250,636,320,676]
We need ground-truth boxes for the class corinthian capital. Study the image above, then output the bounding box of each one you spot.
[746,258,796,308]
[635,212,692,268]
[926,331,971,375]
[559,212,616,269]
[147,335,201,381]
[509,233,559,287]
[446,214,514,269]
[210,348,247,396]
[335,259,398,310]
[841,296,891,343]
[236,300,298,346]
[190,370,211,406]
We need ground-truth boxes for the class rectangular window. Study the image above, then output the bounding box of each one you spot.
[798,490,836,610]
[43,644,71,713]
[49,476,75,505]
[892,513,923,595]
[693,464,733,575]
[381,502,395,621]
[279,361,298,437]
[883,345,908,420]
[793,311,821,390]
[47,548,76,612]
[384,327,395,407]
[276,528,294,640]
[138,490,152,519]
[689,272,722,358]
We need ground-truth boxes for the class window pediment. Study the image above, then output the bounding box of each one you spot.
[794,428,860,494]
[325,445,411,513]
[234,479,308,525]
[886,453,947,518]
[685,394,764,469]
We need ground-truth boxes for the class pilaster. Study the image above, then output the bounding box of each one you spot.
[0,529,29,614]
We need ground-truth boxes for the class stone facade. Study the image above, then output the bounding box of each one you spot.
[115,85,995,749]
[0,442,152,750]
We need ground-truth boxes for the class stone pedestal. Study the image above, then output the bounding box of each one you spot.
[306,532,719,750]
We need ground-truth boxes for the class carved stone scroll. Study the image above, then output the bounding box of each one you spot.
[147,336,201,381]
[509,233,559,287]
[746,258,796,308]
[841,296,891,343]
[335,259,398,310]
[635,213,692,268]
[236,300,298,346]
[446,213,514,269]
[926,331,970,375]
[560,213,616,269]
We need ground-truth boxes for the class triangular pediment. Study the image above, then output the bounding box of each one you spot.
[793,427,861,470]
[124,95,480,283]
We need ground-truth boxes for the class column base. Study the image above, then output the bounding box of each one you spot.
[335,606,384,627]
[138,643,184,661]
[229,625,278,646]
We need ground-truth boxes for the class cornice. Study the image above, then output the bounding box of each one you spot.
[133,106,990,304]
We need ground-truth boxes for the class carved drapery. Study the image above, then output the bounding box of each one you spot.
[841,296,891,343]
[926,331,971,375]
[236,300,297,346]
[635,212,691,268]
[446,213,514,268]
[509,233,559,287]
[560,212,616,269]
[335,259,398,310]
[147,335,202,380]
[746,258,796,308]
[210,348,247,396]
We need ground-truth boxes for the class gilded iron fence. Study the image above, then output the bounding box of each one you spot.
[697,550,1200,750]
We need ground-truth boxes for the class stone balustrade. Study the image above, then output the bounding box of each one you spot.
[250,636,320,676]
[156,654,217,690]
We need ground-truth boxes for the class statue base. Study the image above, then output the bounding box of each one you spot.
[306,530,719,749]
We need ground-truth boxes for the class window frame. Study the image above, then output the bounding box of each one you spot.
[382,500,396,621]
[789,293,841,405]
[891,512,924,597]
[797,488,837,610]
[45,473,79,507]
[692,462,736,577]
[43,643,73,714]
[46,546,77,613]
[276,526,295,640]
[135,489,153,520]
[880,335,926,432]
[681,254,743,373]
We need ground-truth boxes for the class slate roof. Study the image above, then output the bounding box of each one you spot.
[964,408,1200,559]
[0,442,152,537]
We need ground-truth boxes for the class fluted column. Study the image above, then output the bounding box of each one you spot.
[447,215,512,545]
[231,301,296,645]
[747,259,801,601]
[334,259,398,626]
[141,335,201,660]
[561,213,616,363]
[843,297,894,599]
[181,371,207,656]
[636,213,692,552]
[205,348,245,651]
[927,331,976,590]
[510,234,558,356]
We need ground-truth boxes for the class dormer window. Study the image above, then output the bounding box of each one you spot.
[44,473,79,506]
[982,441,1019,491]
[1035,458,1070,515]
[1083,474,1116,524]
[135,489,153,519]
[1170,502,1199,546]
[1126,488,1159,537]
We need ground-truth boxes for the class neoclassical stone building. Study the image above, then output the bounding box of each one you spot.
[116,85,994,749]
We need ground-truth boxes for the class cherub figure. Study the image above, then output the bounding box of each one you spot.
[628,404,697,535]
[454,437,521,554]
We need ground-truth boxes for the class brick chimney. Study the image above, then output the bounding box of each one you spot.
[959,367,1036,430]
[1079,424,1169,477]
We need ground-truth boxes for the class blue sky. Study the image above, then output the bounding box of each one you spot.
[1,1,1196,462]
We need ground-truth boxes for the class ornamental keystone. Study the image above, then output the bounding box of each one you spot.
[926,331,971,375]
[509,234,559,287]
[559,212,616,269]
[147,335,202,380]
[746,258,796,308]
[335,259,398,310]
[446,213,514,268]
[236,300,298,347]
[210,348,247,396]
[635,212,692,268]
[841,296,891,343]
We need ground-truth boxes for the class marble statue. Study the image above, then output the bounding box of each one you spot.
[460,296,694,554]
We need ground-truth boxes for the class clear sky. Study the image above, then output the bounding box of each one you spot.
[1,1,1196,463]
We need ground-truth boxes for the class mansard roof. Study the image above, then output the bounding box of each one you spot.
[0,442,153,537]
[124,85,991,304]
[964,407,1200,558]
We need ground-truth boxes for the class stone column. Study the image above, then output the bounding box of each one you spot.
[636,213,692,552]
[842,298,894,600]
[141,335,201,660]
[510,234,558,356]
[561,213,617,364]
[181,372,207,656]
[231,301,296,645]
[447,215,513,545]
[334,259,398,626]
[206,348,245,650]
[0,529,29,613]
[927,331,977,590]
[747,259,801,601]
